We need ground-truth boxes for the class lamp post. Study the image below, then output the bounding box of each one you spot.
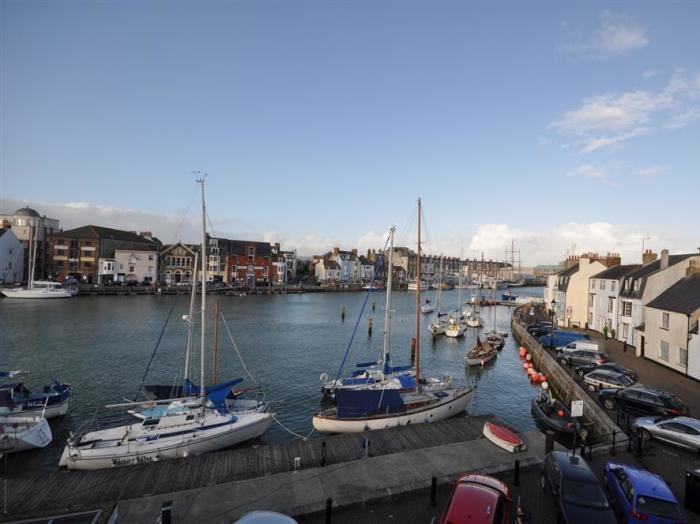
[550,299,557,347]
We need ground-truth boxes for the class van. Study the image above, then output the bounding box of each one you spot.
[538,331,590,348]
[557,339,606,354]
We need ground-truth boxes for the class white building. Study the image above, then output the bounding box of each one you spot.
[0,207,60,281]
[549,255,611,328]
[642,271,700,379]
[314,258,341,282]
[617,249,700,352]
[0,229,24,283]
[587,264,641,336]
[329,247,361,282]
[98,249,158,284]
[359,256,375,282]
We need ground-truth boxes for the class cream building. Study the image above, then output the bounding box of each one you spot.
[642,271,700,379]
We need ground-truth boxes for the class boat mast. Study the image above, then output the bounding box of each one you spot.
[197,175,207,409]
[184,252,199,385]
[457,247,463,316]
[435,255,443,319]
[415,198,421,387]
[30,222,38,288]
[382,227,395,368]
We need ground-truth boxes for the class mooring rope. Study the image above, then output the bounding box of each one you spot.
[271,414,316,441]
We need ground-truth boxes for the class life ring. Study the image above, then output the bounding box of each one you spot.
[319,373,329,382]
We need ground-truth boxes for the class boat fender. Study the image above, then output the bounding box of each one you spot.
[557,410,565,417]
[541,381,549,390]
[319,373,329,382]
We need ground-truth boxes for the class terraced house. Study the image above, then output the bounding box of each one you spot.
[50,226,159,284]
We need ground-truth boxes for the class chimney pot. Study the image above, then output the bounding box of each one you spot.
[660,249,669,269]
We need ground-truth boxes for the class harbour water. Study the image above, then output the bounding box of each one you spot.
[0,286,543,476]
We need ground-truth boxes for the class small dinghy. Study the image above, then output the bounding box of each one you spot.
[483,421,526,453]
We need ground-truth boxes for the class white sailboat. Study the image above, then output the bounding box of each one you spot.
[59,178,273,471]
[407,280,429,291]
[0,416,53,453]
[1,223,76,299]
[313,199,474,433]
[445,249,467,338]
[428,257,449,336]
[465,254,484,328]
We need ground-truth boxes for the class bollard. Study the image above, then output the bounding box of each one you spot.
[321,440,327,467]
[325,497,333,524]
[372,301,376,311]
[341,307,346,322]
[514,459,520,486]
[580,444,585,457]
[160,500,173,524]
[545,430,555,454]
[368,318,373,337]
[430,476,437,507]
[611,430,617,456]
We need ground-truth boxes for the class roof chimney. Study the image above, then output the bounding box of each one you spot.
[642,249,657,265]
[660,249,669,270]
[351,248,357,256]
[333,247,340,256]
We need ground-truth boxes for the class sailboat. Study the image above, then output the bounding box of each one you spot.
[465,335,498,367]
[465,255,484,328]
[59,178,273,471]
[420,298,434,314]
[484,300,505,351]
[312,199,475,433]
[0,222,76,299]
[445,250,467,338]
[428,257,449,336]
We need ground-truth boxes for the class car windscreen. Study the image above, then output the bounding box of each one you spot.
[637,495,684,518]
[619,375,635,386]
[562,480,610,509]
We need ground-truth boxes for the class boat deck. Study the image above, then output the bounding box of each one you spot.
[2,414,514,521]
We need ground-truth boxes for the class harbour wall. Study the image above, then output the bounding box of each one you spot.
[511,306,623,443]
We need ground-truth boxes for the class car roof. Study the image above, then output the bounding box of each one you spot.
[590,369,623,377]
[445,481,502,524]
[609,463,677,502]
[551,452,597,481]
[626,386,675,398]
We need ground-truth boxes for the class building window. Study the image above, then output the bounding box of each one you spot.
[129,265,135,272]
[661,312,670,330]
[634,279,640,291]
[611,281,616,292]
[622,323,629,338]
[149,255,154,261]
[679,347,688,367]
[660,340,669,361]
[601,280,606,290]
[588,293,594,307]
[620,301,632,317]
[608,297,614,313]
[591,279,596,289]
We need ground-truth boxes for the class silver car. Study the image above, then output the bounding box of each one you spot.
[583,369,636,392]
[632,416,700,452]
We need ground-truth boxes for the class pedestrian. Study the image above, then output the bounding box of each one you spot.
[623,340,627,354]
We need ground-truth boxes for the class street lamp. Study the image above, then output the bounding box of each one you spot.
[550,299,557,347]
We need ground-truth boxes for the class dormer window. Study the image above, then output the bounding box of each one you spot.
[634,279,640,291]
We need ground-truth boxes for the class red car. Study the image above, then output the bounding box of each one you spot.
[440,474,512,524]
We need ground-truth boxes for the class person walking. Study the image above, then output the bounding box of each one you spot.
[623,340,627,354]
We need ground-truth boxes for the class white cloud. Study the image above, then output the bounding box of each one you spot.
[565,11,649,60]
[570,164,607,179]
[549,69,700,153]
[635,165,668,178]
[642,69,659,79]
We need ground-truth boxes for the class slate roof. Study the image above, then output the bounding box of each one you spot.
[228,240,272,257]
[619,254,697,299]
[325,260,341,270]
[52,225,158,249]
[592,264,641,280]
[646,274,700,315]
[555,263,579,292]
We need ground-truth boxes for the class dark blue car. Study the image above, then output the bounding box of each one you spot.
[604,462,687,523]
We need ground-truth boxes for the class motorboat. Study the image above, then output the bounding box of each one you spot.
[0,381,72,419]
[445,317,467,338]
[421,299,434,314]
[0,416,53,453]
[530,385,586,440]
[407,281,429,291]
[485,332,505,351]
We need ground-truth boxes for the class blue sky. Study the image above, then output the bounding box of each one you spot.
[2,1,698,263]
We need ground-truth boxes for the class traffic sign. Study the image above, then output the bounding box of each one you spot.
[571,400,584,418]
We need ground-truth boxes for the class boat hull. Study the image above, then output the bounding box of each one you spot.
[312,387,474,433]
[0,417,53,453]
[482,421,526,453]
[0,288,74,299]
[466,348,497,367]
[530,398,577,436]
[60,413,272,471]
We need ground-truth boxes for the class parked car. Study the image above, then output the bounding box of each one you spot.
[539,331,590,348]
[540,451,616,524]
[557,339,606,354]
[604,462,687,523]
[574,362,637,380]
[598,387,689,417]
[440,474,512,524]
[631,416,700,452]
[557,349,609,367]
[583,369,636,392]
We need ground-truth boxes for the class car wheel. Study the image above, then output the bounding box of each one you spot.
[559,357,568,366]
[540,473,547,492]
[603,399,616,410]
[587,383,597,392]
[640,429,651,441]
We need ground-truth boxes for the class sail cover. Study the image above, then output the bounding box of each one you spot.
[335,389,405,418]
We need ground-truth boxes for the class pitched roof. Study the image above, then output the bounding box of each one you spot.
[52,225,157,247]
[619,254,697,299]
[325,260,340,269]
[646,274,700,315]
[592,264,641,280]
[227,240,272,257]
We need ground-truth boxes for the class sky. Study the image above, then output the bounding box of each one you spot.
[1,1,698,264]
